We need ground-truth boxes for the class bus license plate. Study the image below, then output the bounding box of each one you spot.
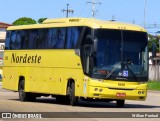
[116,93,126,97]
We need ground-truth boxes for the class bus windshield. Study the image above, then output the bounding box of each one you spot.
[93,29,148,82]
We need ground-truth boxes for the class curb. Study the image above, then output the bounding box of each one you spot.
[148,90,160,93]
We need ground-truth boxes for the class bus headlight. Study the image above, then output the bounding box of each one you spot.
[138,91,145,95]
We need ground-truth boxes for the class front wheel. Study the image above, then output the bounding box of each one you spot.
[69,82,78,106]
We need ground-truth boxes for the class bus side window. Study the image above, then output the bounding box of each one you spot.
[10,31,17,50]
[21,30,28,49]
[46,28,66,49]
[66,27,82,49]
[16,31,22,49]
[55,28,66,49]
[5,31,11,50]
[28,29,38,49]
[45,29,53,49]
[36,29,47,49]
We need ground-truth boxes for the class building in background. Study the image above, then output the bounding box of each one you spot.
[0,22,11,78]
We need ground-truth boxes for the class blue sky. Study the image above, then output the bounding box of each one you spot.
[0,0,159,34]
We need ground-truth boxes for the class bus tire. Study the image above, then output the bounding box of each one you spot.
[116,100,125,107]
[69,82,78,106]
[18,80,29,101]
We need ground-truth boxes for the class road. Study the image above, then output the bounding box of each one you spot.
[0,82,160,121]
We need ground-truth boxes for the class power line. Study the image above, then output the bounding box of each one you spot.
[62,4,74,18]
[86,0,101,18]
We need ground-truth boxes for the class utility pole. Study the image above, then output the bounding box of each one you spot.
[87,0,101,18]
[144,0,147,28]
[157,35,160,81]
[62,4,74,18]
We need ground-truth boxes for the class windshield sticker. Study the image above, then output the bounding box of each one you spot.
[123,71,128,77]
[118,72,122,76]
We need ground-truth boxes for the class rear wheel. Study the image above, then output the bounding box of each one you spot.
[18,80,28,101]
[116,100,125,107]
[69,82,78,106]
[18,80,36,102]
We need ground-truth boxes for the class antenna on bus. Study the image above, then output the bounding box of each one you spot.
[132,19,136,24]
[62,4,74,18]
[111,14,116,21]
[86,0,101,18]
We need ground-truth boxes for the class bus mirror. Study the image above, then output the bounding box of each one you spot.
[85,35,97,52]
[151,42,156,58]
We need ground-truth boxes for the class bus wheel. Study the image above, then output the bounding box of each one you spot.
[116,100,125,107]
[18,80,28,101]
[69,82,78,106]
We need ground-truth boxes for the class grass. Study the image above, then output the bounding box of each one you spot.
[148,81,160,91]
[0,79,1,82]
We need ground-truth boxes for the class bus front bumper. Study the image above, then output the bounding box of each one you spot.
[86,85,147,101]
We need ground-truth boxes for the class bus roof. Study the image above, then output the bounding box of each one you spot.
[7,18,146,32]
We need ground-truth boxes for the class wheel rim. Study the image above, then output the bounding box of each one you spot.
[19,84,24,100]
[69,86,73,102]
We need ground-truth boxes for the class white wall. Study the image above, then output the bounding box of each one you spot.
[149,65,160,81]
[0,28,6,40]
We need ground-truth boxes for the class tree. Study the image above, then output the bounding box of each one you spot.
[12,17,36,25]
[148,34,159,52]
[37,18,47,24]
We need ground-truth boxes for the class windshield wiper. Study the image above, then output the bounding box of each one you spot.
[106,62,138,81]
[106,62,121,79]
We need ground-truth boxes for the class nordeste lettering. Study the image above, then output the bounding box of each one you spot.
[11,53,41,63]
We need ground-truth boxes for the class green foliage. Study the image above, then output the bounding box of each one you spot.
[12,17,37,25]
[148,34,159,52]
[148,81,160,91]
[37,18,47,24]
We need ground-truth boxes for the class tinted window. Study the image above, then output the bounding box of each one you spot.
[36,29,47,49]
[5,31,11,50]
[66,27,82,49]
[20,31,28,49]
[10,31,17,49]
[54,28,66,48]
[28,29,38,49]
[46,28,55,48]
[5,27,83,50]
[45,28,66,49]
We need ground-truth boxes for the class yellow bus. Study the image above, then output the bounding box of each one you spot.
[2,18,149,107]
